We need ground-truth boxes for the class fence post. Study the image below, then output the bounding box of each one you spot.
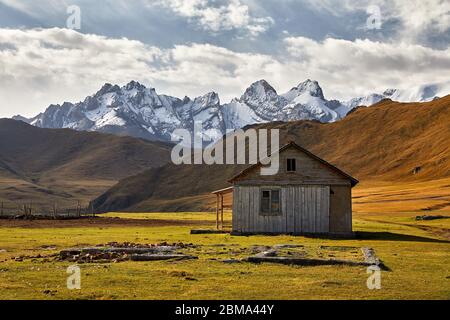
[1,201,3,216]
[77,201,81,218]
[53,203,57,219]
[91,203,95,218]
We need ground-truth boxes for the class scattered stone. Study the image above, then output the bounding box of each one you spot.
[361,247,378,264]
[130,254,197,261]
[274,244,304,249]
[243,245,387,268]
[415,215,449,221]
[40,245,57,250]
[361,247,389,271]
[223,259,241,264]
[184,277,198,281]
[250,245,272,254]
[245,255,369,267]
[257,249,278,257]
[0,249,7,253]
[58,242,197,263]
[42,289,57,296]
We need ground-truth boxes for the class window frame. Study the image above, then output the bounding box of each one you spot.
[260,188,282,216]
[286,158,297,172]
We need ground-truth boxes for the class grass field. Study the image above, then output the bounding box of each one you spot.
[0,180,449,300]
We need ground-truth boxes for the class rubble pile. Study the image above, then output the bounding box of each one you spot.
[58,242,197,263]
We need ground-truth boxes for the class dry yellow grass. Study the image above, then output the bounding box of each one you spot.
[0,180,449,300]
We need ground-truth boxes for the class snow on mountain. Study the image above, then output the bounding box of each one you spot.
[338,93,385,116]
[18,81,223,141]
[384,81,450,102]
[221,79,340,129]
[339,81,450,117]
[281,80,339,123]
[14,79,449,143]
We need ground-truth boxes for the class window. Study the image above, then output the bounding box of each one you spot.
[287,158,297,172]
[260,189,281,215]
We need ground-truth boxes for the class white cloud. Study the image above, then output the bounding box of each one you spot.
[0,28,281,117]
[0,28,449,118]
[284,36,450,97]
[155,0,274,36]
[304,0,450,44]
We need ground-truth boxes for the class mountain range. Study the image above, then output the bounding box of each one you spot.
[15,79,450,142]
[93,95,450,212]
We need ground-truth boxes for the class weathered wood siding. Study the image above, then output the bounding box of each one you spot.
[232,185,330,234]
[233,148,350,186]
[329,185,352,233]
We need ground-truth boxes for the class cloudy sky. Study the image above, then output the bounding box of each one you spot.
[0,0,449,117]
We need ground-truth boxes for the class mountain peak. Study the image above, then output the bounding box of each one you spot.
[241,80,278,103]
[96,83,121,97]
[250,79,277,93]
[125,80,146,91]
[383,88,397,97]
[194,91,220,107]
[294,79,324,99]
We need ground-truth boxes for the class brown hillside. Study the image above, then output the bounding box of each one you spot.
[265,96,450,181]
[93,95,450,213]
[0,119,172,207]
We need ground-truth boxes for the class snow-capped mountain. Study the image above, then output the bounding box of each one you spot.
[338,81,450,116]
[221,79,340,129]
[14,79,449,143]
[20,81,224,141]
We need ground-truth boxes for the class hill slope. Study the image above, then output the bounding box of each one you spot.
[0,119,172,207]
[92,95,450,212]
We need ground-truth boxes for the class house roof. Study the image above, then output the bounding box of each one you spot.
[211,186,234,195]
[228,141,359,187]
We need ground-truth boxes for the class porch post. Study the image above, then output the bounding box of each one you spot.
[220,194,224,230]
[216,194,219,230]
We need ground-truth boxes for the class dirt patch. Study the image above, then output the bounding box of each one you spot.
[0,217,212,229]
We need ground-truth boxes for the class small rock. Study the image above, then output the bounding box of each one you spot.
[223,259,241,264]
[184,277,198,281]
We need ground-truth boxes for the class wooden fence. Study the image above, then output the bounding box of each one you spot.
[0,200,95,219]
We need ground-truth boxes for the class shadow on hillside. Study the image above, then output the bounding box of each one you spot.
[355,231,450,243]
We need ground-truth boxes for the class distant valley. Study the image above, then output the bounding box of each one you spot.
[0,119,172,208]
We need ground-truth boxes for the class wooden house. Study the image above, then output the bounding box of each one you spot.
[212,141,358,236]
